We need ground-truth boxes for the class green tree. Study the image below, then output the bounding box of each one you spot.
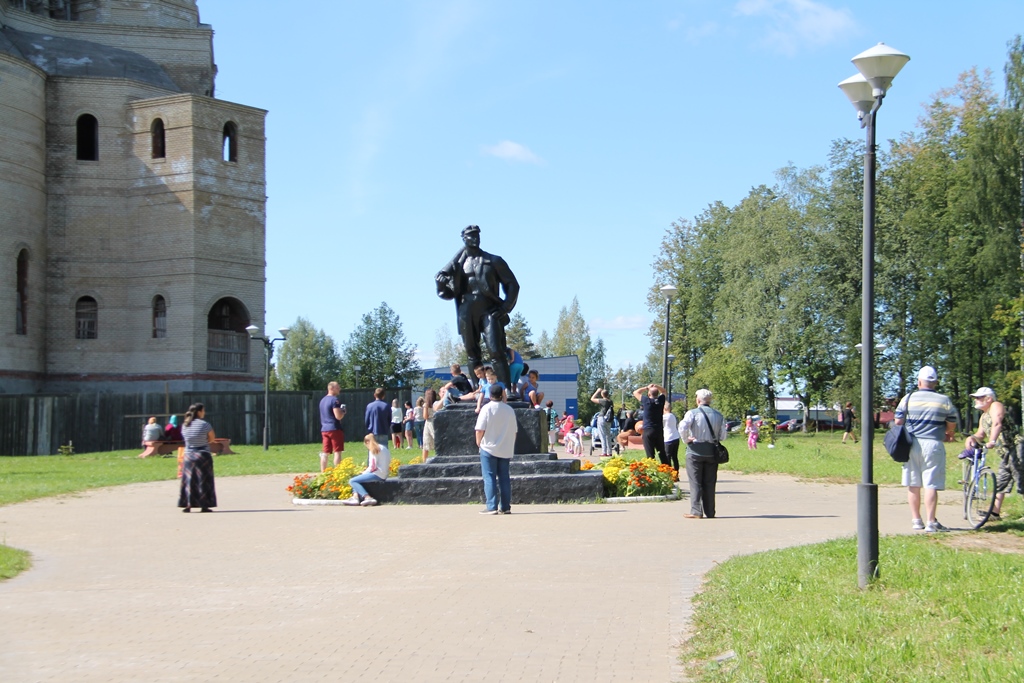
[535,329,553,358]
[505,312,539,358]
[433,323,466,367]
[340,303,421,388]
[274,317,344,391]
[691,347,762,420]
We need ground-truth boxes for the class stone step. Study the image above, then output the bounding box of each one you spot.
[398,459,579,479]
[430,453,558,464]
[361,471,605,505]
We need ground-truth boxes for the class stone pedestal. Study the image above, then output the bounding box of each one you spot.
[433,402,547,456]
[362,401,602,505]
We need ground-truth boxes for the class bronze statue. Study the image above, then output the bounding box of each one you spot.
[436,225,520,386]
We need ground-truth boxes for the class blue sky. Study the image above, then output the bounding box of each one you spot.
[199,0,1024,370]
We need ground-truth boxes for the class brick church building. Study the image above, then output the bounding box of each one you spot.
[1,0,266,393]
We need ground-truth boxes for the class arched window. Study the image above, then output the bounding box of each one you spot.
[152,295,167,338]
[151,118,165,159]
[206,297,250,372]
[76,114,98,161]
[16,250,28,335]
[222,121,237,162]
[75,296,97,339]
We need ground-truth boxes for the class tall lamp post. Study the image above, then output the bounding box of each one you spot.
[353,364,361,389]
[245,325,290,451]
[666,354,676,401]
[839,42,910,588]
[660,285,678,390]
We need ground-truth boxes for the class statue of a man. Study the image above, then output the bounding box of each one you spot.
[435,225,520,386]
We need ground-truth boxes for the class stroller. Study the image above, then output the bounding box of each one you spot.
[589,416,621,456]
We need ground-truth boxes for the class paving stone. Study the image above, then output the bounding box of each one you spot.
[0,470,951,682]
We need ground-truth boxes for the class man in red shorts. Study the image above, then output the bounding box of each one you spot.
[319,381,347,471]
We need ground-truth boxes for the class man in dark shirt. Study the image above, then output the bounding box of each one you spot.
[450,363,474,393]
[633,383,668,465]
[319,381,347,471]
[364,388,391,446]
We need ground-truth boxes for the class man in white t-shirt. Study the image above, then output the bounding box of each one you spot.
[475,384,518,514]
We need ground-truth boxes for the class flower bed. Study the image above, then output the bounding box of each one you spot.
[287,457,402,500]
[581,455,676,498]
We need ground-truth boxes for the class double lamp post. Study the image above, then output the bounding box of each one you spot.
[838,42,910,588]
[245,324,290,451]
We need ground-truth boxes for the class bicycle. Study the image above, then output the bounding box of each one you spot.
[960,446,997,529]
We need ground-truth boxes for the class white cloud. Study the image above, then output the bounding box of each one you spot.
[734,0,857,55]
[589,315,650,331]
[481,140,544,164]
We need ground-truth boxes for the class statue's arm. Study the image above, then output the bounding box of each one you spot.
[495,257,520,312]
[436,249,465,299]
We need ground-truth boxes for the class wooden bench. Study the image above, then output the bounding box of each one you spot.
[138,438,235,458]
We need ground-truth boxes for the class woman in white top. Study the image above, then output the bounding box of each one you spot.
[344,434,391,507]
[390,399,403,449]
[663,402,680,471]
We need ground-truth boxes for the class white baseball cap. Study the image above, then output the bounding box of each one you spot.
[969,387,996,399]
[917,366,938,382]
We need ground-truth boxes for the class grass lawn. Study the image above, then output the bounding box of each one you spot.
[722,430,906,483]
[0,543,31,581]
[0,442,422,507]
[682,531,1024,682]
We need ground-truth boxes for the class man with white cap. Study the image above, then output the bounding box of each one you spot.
[894,366,959,532]
[964,387,1022,520]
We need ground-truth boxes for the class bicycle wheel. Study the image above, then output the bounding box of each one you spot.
[967,468,997,529]
[962,463,973,521]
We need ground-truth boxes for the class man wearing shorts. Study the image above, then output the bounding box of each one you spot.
[319,381,347,471]
[894,366,958,532]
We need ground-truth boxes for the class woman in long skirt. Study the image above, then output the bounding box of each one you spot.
[178,402,217,513]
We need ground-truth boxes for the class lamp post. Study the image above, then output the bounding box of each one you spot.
[660,285,678,390]
[353,364,361,389]
[245,325,290,451]
[839,42,910,588]
[667,354,676,401]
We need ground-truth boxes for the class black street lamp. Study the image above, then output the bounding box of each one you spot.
[839,42,910,589]
[353,364,361,389]
[246,325,289,451]
[660,285,678,390]
[667,354,676,401]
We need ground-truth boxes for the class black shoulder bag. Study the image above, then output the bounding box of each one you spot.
[883,390,915,463]
[699,408,729,464]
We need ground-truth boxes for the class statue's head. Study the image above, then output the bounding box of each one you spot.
[461,224,481,248]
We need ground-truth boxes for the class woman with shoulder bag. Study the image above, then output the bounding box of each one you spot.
[679,389,728,519]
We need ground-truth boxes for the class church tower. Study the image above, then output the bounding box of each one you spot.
[0,0,267,393]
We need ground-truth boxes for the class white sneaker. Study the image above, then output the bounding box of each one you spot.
[359,497,378,507]
[479,509,498,515]
[925,520,949,533]
[912,518,925,530]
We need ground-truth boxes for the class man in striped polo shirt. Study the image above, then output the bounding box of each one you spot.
[894,366,959,532]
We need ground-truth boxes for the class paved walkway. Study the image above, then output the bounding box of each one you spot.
[0,466,966,682]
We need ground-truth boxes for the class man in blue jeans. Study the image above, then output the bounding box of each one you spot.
[475,383,517,514]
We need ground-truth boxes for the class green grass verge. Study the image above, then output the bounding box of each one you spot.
[683,533,1024,682]
[0,443,422,507]
[725,431,927,483]
[0,543,31,581]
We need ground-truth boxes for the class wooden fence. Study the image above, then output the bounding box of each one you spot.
[0,388,412,455]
